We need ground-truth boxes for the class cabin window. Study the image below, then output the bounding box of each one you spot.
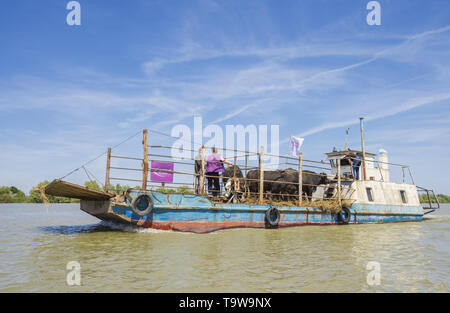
[400,190,408,204]
[366,188,374,202]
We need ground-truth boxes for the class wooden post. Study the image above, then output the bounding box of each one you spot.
[360,117,367,181]
[105,147,111,192]
[244,154,248,178]
[337,158,342,207]
[243,153,248,198]
[142,129,149,190]
[233,155,237,194]
[193,155,197,192]
[199,146,205,195]
[194,171,197,194]
[259,146,264,205]
[298,153,303,206]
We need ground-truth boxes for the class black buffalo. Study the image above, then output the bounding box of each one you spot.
[246,168,328,201]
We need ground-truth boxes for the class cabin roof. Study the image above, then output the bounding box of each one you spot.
[325,149,376,159]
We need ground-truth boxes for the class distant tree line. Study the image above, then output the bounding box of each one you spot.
[0,186,28,203]
[0,180,140,203]
[1,181,448,204]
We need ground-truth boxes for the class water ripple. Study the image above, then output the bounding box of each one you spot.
[0,204,449,292]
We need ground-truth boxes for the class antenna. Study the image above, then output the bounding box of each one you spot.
[344,128,350,150]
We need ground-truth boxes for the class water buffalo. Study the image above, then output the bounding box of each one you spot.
[246,168,329,201]
[246,169,284,197]
[222,165,244,185]
[222,165,244,201]
[301,170,329,201]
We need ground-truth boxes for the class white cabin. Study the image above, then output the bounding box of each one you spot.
[326,149,390,182]
[313,149,420,207]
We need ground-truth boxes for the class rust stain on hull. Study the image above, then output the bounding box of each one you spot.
[124,220,341,234]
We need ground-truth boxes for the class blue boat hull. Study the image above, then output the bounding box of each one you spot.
[81,191,424,233]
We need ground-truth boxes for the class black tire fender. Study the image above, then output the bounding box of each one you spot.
[131,194,153,216]
[265,207,280,228]
[338,207,351,224]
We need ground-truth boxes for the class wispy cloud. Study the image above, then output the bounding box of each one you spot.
[275,25,450,142]
[284,92,450,142]
[2,1,450,193]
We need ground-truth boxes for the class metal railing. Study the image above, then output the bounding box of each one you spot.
[417,186,440,213]
[102,129,416,208]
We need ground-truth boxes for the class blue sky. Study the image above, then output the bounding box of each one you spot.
[1,0,450,194]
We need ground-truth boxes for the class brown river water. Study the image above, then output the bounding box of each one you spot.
[0,203,448,292]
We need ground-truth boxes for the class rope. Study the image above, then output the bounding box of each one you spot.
[59,130,141,180]
[147,129,328,164]
[82,166,93,182]
[147,128,206,151]
[84,166,105,189]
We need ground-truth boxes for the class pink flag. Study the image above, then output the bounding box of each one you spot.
[150,161,174,183]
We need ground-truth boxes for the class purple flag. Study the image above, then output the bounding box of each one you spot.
[150,161,174,183]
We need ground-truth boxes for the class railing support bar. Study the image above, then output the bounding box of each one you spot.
[142,129,149,189]
[105,147,111,192]
[259,146,264,205]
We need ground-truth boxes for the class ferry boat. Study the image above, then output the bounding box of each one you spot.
[45,120,440,233]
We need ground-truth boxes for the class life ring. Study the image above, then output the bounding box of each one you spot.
[131,194,153,216]
[338,207,351,224]
[265,207,280,228]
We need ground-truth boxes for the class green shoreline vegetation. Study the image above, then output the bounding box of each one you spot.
[418,193,450,204]
[0,180,195,203]
[0,181,449,204]
[0,180,135,203]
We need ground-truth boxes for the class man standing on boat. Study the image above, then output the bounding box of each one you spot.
[205,147,233,197]
[349,152,362,180]
[343,150,362,180]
